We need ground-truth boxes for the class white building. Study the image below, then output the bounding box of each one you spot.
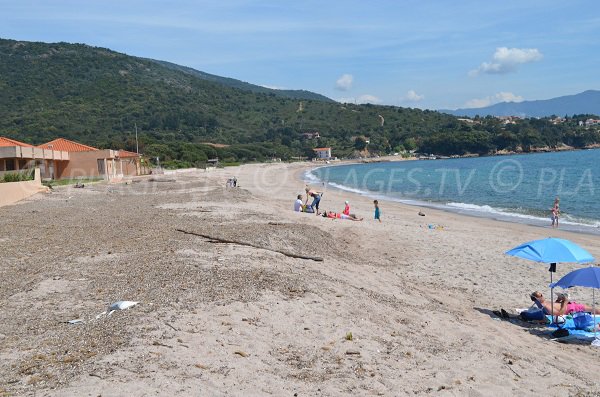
[313,147,332,160]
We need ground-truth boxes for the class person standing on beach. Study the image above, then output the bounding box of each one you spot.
[305,187,323,215]
[551,197,560,228]
[374,200,381,222]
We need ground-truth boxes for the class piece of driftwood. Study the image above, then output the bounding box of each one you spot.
[176,229,324,262]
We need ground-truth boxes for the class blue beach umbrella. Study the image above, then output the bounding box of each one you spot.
[505,237,595,322]
[550,266,600,340]
[505,238,594,264]
[550,266,600,289]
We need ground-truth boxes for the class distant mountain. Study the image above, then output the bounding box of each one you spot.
[441,90,600,118]
[151,60,334,102]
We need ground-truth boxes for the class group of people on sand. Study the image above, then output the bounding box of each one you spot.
[294,186,382,222]
[294,187,322,214]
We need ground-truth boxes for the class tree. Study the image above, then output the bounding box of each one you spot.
[354,137,367,150]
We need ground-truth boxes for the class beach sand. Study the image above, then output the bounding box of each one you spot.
[1,162,599,396]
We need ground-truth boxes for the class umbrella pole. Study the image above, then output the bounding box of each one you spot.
[550,270,554,325]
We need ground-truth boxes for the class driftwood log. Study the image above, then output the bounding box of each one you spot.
[176,228,324,262]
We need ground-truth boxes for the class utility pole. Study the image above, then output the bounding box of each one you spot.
[134,123,139,154]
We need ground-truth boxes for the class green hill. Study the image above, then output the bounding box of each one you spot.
[0,38,598,166]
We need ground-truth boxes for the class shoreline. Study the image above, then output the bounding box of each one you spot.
[302,152,600,237]
[319,144,600,165]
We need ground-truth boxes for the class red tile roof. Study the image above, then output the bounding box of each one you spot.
[312,147,331,151]
[0,136,33,147]
[119,150,140,158]
[37,138,98,152]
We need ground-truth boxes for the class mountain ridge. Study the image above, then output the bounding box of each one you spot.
[150,59,334,102]
[440,90,600,118]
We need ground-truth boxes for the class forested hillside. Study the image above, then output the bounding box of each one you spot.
[1,39,598,167]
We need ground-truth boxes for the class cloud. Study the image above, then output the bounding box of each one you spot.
[357,94,381,104]
[335,74,354,91]
[464,92,524,108]
[337,94,382,104]
[260,84,286,90]
[404,90,424,102]
[470,47,543,76]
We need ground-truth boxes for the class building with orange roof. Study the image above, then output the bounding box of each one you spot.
[0,137,33,148]
[1,136,70,179]
[36,138,148,180]
[37,138,99,152]
[312,147,332,160]
[0,135,149,181]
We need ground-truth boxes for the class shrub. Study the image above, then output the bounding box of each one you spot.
[1,169,34,183]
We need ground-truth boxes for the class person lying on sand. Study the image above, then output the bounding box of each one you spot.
[530,291,600,315]
[322,211,363,221]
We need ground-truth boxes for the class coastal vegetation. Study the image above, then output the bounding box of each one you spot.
[1,39,599,167]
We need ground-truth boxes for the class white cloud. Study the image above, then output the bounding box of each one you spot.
[358,94,381,104]
[404,89,424,102]
[335,74,354,91]
[260,84,286,90]
[470,47,543,76]
[465,97,493,108]
[337,94,382,104]
[495,92,523,102]
[464,92,524,108]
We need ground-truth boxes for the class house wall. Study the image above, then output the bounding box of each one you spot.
[0,147,69,178]
[57,150,116,180]
[120,158,139,177]
[315,149,331,159]
[0,168,47,207]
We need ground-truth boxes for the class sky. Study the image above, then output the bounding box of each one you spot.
[2,0,599,110]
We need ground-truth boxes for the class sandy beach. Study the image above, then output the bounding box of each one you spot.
[1,161,600,396]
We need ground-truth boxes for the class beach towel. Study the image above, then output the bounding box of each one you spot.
[547,314,600,341]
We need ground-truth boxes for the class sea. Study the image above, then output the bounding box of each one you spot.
[306,149,600,235]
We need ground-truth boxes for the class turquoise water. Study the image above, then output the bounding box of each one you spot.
[308,149,600,234]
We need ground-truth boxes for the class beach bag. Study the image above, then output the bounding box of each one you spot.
[573,312,594,330]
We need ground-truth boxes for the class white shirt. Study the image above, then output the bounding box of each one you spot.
[294,199,303,212]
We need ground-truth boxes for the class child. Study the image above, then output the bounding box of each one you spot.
[373,200,381,222]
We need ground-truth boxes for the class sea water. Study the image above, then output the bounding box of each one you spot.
[307,149,600,235]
